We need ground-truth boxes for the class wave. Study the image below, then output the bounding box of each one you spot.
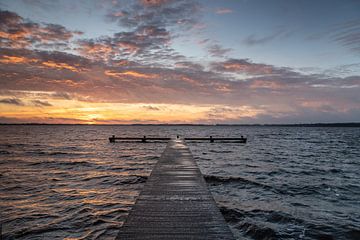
[25,150,85,156]
[219,204,360,240]
[204,174,359,197]
[114,175,148,185]
[204,174,274,191]
[219,206,278,239]
[30,160,95,167]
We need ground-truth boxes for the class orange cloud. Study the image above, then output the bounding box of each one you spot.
[51,79,84,87]
[223,63,273,74]
[42,61,80,72]
[249,80,284,90]
[140,0,170,7]
[105,70,157,79]
[0,55,37,64]
[212,59,275,76]
[0,10,82,49]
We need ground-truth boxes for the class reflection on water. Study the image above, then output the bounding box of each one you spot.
[0,125,360,239]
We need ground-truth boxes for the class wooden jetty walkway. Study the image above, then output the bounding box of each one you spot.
[116,139,235,239]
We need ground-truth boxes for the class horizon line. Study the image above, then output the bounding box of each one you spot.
[0,122,359,127]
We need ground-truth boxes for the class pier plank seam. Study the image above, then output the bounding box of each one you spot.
[116,139,235,240]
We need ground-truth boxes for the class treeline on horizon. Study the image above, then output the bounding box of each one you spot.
[0,123,359,127]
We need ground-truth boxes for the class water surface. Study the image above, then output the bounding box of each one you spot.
[0,125,359,239]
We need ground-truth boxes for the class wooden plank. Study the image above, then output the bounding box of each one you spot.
[116,139,235,240]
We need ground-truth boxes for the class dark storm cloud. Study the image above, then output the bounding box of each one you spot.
[0,9,82,49]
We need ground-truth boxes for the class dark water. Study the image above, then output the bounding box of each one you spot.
[0,125,359,240]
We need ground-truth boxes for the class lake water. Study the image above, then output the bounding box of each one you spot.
[0,125,359,239]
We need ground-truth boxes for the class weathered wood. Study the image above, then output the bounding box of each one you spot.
[116,139,235,240]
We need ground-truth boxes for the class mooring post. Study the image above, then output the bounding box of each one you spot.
[109,135,115,143]
[210,135,214,143]
[142,135,147,143]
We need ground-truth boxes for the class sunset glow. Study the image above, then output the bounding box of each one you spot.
[0,0,359,124]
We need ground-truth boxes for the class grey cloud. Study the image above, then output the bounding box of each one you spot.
[32,100,52,107]
[174,61,204,71]
[51,92,72,100]
[332,19,360,54]
[106,0,200,30]
[0,98,24,105]
[307,19,360,54]
[207,44,231,58]
[211,58,279,76]
[243,29,291,46]
[77,25,171,62]
[142,105,161,111]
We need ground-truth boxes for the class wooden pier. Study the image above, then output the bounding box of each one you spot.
[116,139,235,239]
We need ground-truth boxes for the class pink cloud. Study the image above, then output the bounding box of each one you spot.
[215,8,233,15]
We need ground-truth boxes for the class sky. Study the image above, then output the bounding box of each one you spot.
[0,0,359,124]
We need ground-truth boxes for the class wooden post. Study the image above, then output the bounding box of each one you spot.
[210,136,214,143]
[142,135,147,143]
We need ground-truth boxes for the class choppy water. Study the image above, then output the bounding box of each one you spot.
[0,125,359,240]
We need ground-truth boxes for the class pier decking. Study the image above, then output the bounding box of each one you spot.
[116,139,235,239]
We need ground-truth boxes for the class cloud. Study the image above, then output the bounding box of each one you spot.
[0,9,82,49]
[174,61,204,71]
[31,99,52,107]
[243,29,291,46]
[142,105,161,111]
[106,0,200,30]
[140,0,171,7]
[308,19,360,55]
[0,98,24,105]
[77,25,171,63]
[51,92,72,100]
[215,8,233,15]
[331,19,360,54]
[207,44,232,58]
[211,58,277,76]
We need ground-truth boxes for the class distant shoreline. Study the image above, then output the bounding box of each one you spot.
[0,123,359,127]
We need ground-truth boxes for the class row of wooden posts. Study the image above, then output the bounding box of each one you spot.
[109,135,247,143]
